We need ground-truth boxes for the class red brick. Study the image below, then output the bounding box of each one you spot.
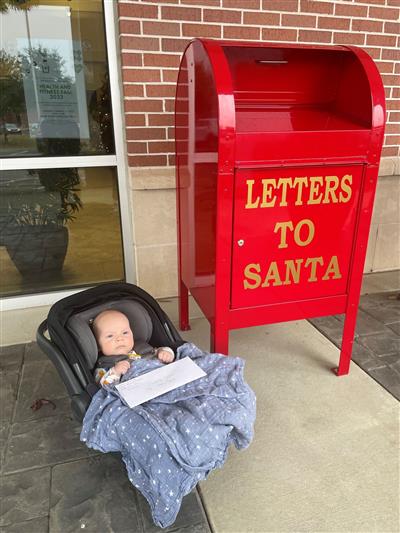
[204,9,242,23]
[262,0,299,11]
[387,0,400,5]
[164,99,176,112]
[381,74,400,87]
[385,21,400,35]
[298,29,332,43]
[167,127,175,139]
[146,84,176,97]
[125,114,146,126]
[354,0,385,4]
[162,70,179,83]
[244,12,280,25]
[381,146,399,157]
[120,36,159,51]
[118,3,158,18]
[364,47,381,60]
[386,99,400,110]
[223,26,260,40]
[123,84,144,97]
[143,53,180,68]
[385,123,400,134]
[334,32,365,45]
[318,16,350,31]
[370,6,400,19]
[120,20,140,34]
[162,6,201,20]
[182,23,221,38]
[385,135,400,147]
[181,0,220,5]
[123,69,161,83]
[262,28,297,41]
[382,48,400,61]
[376,61,395,74]
[126,127,166,141]
[367,34,397,47]
[148,141,175,153]
[168,154,176,166]
[124,100,163,113]
[143,21,180,36]
[121,53,142,67]
[127,141,147,154]
[128,154,168,167]
[385,87,391,99]
[391,88,400,98]
[148,113,175,126]
[282,14,316,28]
[352,19,383,32]
[395,63,400,74]
[223,0,260,8]
[334,4,367,17]
[300,0,333,14]
[388,112,400,122]
[162,38,190,53]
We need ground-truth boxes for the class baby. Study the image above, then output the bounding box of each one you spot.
[92,309,175,387]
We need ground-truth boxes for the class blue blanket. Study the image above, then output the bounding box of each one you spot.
[80,343,256,528]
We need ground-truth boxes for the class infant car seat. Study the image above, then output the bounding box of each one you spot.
[36,282,185,421]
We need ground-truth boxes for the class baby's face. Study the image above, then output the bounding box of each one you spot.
[95,311,134,356]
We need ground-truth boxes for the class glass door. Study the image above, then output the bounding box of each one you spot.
[0,0,132,300]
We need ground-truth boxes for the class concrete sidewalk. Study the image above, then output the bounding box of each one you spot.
[1,273,399,532]
[186,318,399,533]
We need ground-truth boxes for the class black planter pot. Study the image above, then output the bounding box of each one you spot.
[4,225,69,278]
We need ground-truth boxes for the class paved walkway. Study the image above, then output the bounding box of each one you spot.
[309,290,400,400]
[1,285,398,532]
[0,340,211,533]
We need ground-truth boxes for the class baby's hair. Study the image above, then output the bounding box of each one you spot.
[91,309,129,339]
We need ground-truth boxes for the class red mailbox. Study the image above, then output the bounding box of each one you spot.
[175,39,385,375]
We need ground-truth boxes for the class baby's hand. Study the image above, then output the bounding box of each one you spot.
[157,349,174,364]
[112,360,130,377]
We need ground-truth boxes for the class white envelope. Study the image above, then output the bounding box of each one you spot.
[115,357,207,408]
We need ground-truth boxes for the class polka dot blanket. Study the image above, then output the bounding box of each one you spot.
[80,342,256,528]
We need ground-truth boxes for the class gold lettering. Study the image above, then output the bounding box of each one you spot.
[274,221,294,249]
[322,255,342,280]
[283,259,303,285]
[293,177,308,206]
[277,178,292,207]
[245,179,260,209]
[339,174,352,203]
[243,263,261,289]
[261,261,283,287]
[323,176,339,204]
[304,256,324,281]
[293,219,315,247]
[308,177,323,204]
[260,179,276,208]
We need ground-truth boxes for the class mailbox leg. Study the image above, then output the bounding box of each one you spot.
[211,322,229,355]
[336,306,359,376]
[179,279,191,331]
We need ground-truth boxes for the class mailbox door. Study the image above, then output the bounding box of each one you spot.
[231,165,364,309]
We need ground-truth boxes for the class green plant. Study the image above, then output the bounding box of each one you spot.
[0,0,39,13]
[8,168,82,227]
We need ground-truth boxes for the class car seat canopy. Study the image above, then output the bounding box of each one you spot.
[67,300,154,369]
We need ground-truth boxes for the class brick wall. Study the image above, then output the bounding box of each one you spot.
[118,0,400,168]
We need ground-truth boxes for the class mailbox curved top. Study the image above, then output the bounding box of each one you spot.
[176,39,386,166]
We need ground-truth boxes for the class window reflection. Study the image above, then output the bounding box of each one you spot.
[0,167,124,296]
[0,0,114,157]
